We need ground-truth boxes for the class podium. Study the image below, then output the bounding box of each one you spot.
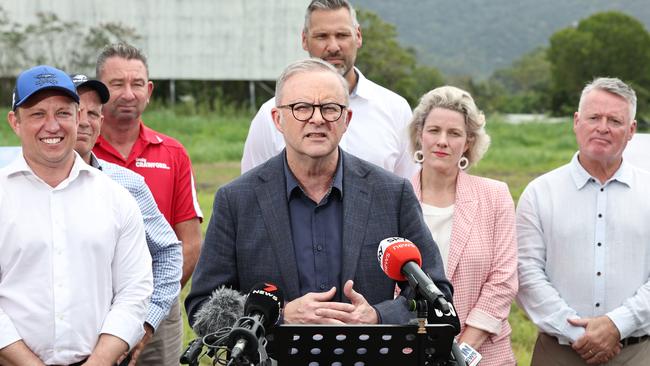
[266,323,458,365]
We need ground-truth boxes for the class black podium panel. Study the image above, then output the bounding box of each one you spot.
[268,324,456,366]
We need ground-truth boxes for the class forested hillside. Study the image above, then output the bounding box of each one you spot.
[354,0,650,78]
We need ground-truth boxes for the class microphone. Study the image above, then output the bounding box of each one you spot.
[192,286,246,337]
[377,237,451,313]
[227,282,284,364]
[181,286,246,365]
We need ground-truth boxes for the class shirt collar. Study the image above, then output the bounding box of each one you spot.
[94,120,163,149]
[570,151,633,189]
[350,67,370,100]
[89,152,103,170]
[5,151,97,188]
[284,149,344,200]
[139,121,165,144]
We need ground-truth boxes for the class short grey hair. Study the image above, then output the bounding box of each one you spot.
[303,0,359,33]
[96,43,149,79]
[409,86,491,169]
[275,58,349,105]
[579,77,637,121]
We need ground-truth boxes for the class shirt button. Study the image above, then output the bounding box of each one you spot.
[597,271,602,276]
[595,302,600,307]
[316,245,323,251]
[597,242,602,247]
[600,188,604,192]
[319,283,326,290]
[598,213,602,218]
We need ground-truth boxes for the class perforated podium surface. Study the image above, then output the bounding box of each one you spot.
[267,324,457,366]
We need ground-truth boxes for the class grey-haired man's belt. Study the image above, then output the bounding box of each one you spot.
[621,335,650,347]
[549,334,649,348]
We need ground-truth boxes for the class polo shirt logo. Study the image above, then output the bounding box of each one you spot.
[135,158,170,170]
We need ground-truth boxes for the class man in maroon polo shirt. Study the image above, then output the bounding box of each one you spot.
[92,43,203,366]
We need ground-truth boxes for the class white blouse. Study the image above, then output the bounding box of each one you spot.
[421,202,454,271]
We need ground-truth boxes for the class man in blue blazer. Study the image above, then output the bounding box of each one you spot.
[186,59,451,326]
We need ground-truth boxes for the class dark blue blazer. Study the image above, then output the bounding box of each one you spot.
[186,150,452,325]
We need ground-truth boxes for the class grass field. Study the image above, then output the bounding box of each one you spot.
[0,107,579,365]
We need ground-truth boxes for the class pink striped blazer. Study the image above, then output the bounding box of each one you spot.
[412,170,518,365]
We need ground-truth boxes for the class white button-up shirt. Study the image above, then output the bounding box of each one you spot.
[240,68,417,179]
[517,152,650,344]
[0,153,153,365]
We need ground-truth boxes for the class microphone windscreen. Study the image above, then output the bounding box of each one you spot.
[244,282,284,328]
[192,286,246,337]
[377,237,422,281]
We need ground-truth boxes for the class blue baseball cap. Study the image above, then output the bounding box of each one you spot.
[12,65,80,111]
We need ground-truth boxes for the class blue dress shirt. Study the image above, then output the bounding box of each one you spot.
[284,152,344,301]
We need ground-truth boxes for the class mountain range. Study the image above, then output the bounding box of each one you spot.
[353,0,650,78]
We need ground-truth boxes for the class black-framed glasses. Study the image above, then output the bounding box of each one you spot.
[277,102,347,122]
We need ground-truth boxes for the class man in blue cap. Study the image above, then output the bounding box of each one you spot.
[0,65,153,366]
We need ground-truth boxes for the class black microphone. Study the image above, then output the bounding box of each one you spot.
[227,282,284,365]
[180,286,246,365]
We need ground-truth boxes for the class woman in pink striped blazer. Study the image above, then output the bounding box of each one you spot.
[408,86,518,365]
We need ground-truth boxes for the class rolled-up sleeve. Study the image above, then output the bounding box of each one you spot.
[466,183,518,335]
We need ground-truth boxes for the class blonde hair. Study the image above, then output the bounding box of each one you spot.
[409,85,490,168]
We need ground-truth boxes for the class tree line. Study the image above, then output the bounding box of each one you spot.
[2,6,649,121]
[0,6,140,106]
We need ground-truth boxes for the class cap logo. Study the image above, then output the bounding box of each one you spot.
[72,74,89,83]
[35,73,59,86]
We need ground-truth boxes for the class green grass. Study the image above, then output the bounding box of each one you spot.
[141,108,253,163]
[0,107,579,366]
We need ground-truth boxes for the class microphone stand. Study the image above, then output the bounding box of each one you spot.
[224,336,273,366]
[179,338,203,366]
[225,316,274,366]
[409,293,468,366]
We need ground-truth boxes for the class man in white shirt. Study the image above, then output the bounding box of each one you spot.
[517,77,650,365]
[241,0,416,178]
[0,65,152,366]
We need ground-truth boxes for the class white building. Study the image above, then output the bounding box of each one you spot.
[1,0,308,80]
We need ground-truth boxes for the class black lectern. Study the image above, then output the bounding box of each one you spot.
[267,323,458,365]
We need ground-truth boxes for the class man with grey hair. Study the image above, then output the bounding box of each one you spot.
[241,0,417,179]
[186,58,451,329]
[517,77,650,365]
